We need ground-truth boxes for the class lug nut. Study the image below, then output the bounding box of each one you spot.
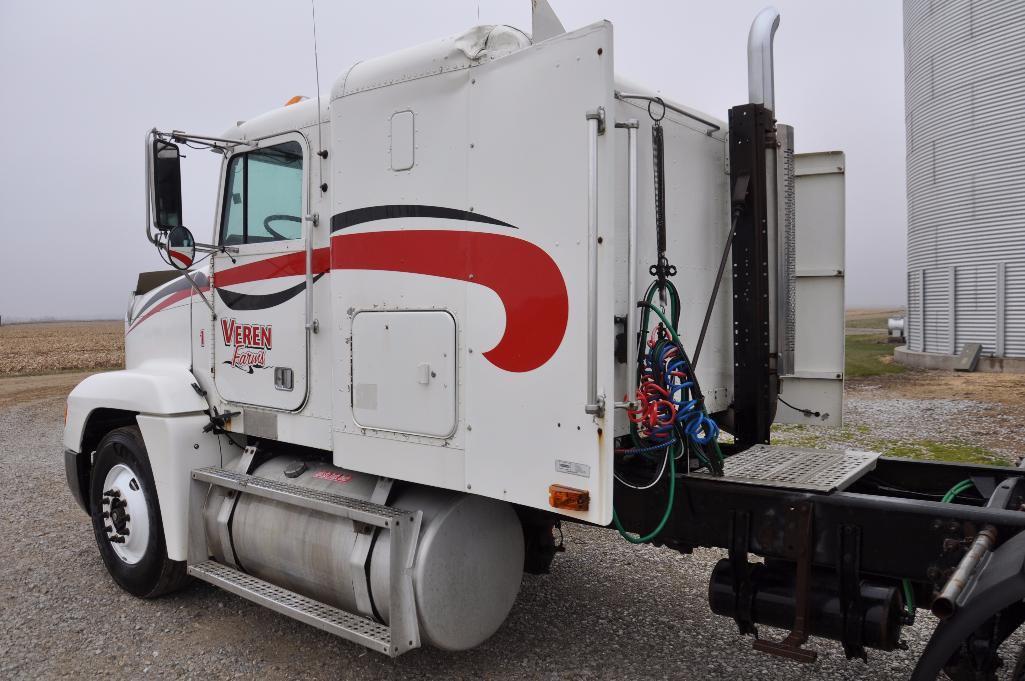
[101,512,110,518]
[104,525,113,533]
[110,536,125,544]
[121,528,130,536]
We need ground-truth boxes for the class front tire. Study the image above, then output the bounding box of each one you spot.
[89,426,189,598]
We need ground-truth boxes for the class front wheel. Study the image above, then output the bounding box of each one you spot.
[89,426,189,598]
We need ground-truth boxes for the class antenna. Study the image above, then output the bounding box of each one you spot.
[310,0,325,188]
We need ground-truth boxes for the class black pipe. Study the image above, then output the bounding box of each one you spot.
[709,559,904,651]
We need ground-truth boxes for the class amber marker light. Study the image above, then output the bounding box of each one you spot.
[284,95,307,106]
[549,484,589,512]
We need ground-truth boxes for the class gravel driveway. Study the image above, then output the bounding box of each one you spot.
[0,394,1018,680]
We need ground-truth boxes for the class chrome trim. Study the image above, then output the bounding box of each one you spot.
[616,119,640,386]
[584,108,605,417]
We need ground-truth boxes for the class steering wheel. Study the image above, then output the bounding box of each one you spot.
[263,214,302,240]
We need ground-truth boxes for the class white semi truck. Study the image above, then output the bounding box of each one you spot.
[64,4,1025,677]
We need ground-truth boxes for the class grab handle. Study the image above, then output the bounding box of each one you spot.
[584,107,606,417]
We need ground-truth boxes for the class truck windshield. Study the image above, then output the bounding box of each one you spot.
[220,141,303,245]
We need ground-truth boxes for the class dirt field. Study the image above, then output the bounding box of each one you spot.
[0,321,123,376]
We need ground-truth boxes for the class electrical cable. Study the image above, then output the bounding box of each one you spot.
[612,449,676,544]
[778,396,821,418]
[613,443,671,490]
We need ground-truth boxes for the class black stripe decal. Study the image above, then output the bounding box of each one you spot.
[330,204,514,232]
[133,272,208,322]
[215,274,323,311]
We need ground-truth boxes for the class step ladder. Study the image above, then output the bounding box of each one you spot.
[186,466,423,657]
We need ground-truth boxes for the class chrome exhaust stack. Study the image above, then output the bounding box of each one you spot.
[746,7,796,381]
[748,7,781,112]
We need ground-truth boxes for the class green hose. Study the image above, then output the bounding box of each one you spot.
[902,577,916,619]
[901,479,975,618]
[940,478,974,504]
[612,449,676,544]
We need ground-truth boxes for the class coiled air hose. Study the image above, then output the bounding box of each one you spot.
[613,280,724,543]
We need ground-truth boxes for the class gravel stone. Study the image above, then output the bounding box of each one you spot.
[2,394,1022,679]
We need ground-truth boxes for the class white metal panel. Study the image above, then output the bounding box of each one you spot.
[330,44,475,490]
[351,311,456,437]
[463,21,616,523]
[777,152,844,427]
[905,0,1025,358]
[328,22,617,524]
[610,80,732,429]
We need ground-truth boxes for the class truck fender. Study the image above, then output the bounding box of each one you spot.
[64,368,210,453]
[63,368,221,561]
[135,413,223,561]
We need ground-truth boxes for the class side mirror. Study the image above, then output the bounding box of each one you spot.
[165,225,196,270]
[152,139,183,231]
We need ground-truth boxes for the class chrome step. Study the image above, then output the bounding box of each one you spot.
[188,560,401,655]
[190,467,412,528]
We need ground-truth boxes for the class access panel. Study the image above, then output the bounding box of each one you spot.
[351,310,456,438]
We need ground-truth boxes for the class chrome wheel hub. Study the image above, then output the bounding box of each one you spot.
[101,463,150,564]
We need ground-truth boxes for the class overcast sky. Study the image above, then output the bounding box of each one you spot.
[0,0,905,320]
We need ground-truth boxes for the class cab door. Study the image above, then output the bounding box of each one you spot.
[211,133,310,411]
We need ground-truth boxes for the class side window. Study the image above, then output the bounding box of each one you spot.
[221,155,244,245]
[219,141,304,245]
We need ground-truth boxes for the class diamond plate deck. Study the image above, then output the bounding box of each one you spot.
[694,444,880,493]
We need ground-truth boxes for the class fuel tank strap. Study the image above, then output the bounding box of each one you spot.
[350,477,394,618]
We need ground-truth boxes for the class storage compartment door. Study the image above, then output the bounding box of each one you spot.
[351,311,457,438]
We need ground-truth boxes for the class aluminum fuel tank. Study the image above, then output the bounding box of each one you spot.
[205,456,524,650]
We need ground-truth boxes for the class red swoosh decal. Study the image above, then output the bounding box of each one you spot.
[130,231,569,374]
[331,230,568,373]
[127,285,208,333]
[215,249,329,287]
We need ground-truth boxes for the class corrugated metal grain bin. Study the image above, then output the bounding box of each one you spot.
[904,0,1025,360]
